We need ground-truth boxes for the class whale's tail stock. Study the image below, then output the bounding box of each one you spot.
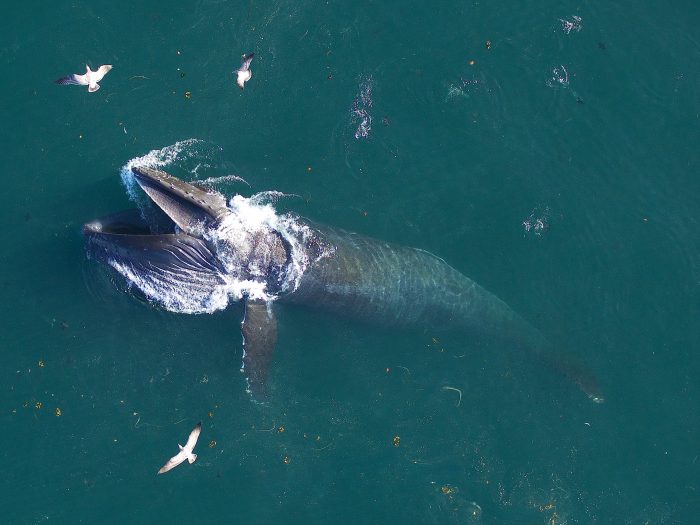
[471,302,605,403]
[528,339,605,403]
[483,308,604,403]
[556,350,605,403]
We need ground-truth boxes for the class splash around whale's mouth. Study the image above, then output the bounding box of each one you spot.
[83,166,306,314]
[83,166,261,313]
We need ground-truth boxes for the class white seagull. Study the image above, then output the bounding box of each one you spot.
[235,53,254,89]
[55,64,113,93]
[157,422,202,475]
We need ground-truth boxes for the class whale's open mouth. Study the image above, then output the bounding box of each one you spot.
[83,167,231,271]
[83,166,303,313]
[83,210,226,284]
[83,167,240,313]
[83,203,176,239]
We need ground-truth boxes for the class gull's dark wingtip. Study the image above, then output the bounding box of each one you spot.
[55,74,81,86]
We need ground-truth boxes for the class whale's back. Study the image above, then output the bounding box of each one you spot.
[283,223,541,343]
[281,222,603,403]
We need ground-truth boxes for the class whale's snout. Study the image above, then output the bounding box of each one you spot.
[130,166,230,235]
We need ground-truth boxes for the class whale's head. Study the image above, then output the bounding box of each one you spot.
[83,167,293,313]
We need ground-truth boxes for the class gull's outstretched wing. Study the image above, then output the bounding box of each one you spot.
[158,451,186,474]
[94,65,113,81]
[55,73,88,86]
[184,422,202,451]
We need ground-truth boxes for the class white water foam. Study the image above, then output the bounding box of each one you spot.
[197,174,251,189]
[249,190,301,206]
[119,139,206,207]
[207,194,320,298]
[108,259,233,314]
[350,76,374,139]
[559,15,582,34]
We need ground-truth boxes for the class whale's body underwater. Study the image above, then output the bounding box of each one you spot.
[84,166,603,402]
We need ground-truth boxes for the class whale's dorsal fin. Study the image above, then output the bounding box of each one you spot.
[241,299,278,399]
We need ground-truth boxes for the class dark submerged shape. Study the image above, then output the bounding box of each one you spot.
[84,167,603,403]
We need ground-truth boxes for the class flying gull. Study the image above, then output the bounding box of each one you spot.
[157,422,202,475]
[55,64,113,93]
[236,53,254,89]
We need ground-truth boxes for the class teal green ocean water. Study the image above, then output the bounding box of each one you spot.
[2,1,699,523]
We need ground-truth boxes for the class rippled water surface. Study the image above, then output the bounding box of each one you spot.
[2,1,699,523]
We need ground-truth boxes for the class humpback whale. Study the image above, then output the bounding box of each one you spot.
[83,167,603,403]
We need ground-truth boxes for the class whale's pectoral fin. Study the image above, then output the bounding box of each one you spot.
[241,300,278,398]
